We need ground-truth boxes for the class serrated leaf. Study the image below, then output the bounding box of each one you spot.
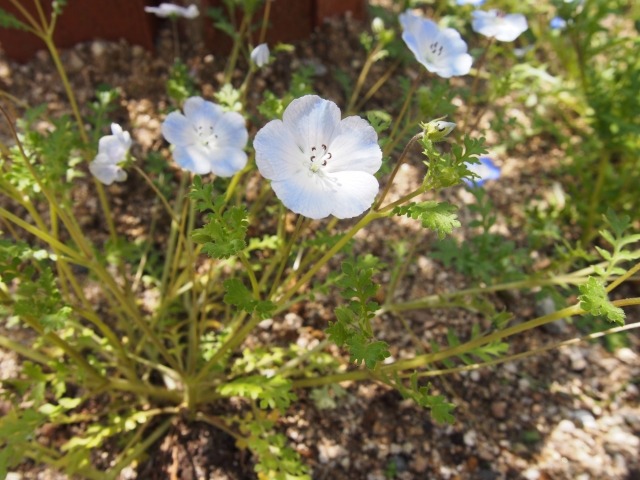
[346,335,390,369]
[579,277,625,325]
[393,201,460,239]
[223,278,255,313]
[218,375,296,410]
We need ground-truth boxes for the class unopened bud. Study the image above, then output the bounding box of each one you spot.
[372,17,384,33]
[422,118,456,141]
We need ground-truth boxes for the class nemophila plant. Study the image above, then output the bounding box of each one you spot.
[399,9,473,78]
[88,123,131,185]
[0,0,639,479]
[162,96,249,176]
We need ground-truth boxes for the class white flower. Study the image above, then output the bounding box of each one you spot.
[250,43,270,68]
[144,3,199,19]
[471,10,528,42]
[399,10,472,78]
[89,123,130,185]
[254,95,382,220]
[162,97,248,176]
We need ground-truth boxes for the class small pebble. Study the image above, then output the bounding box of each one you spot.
[491,401,508,419]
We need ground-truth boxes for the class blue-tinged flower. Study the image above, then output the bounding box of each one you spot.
[456,0,486,6]
[250,43,270,68]
[550,16,567,30]
[254,95,382,220]
[145,3,199,19]
[463,156,501,187]
[89,123,130,185]
[472,10,528,42]
[399,10,472,78]
[162,96,248,176]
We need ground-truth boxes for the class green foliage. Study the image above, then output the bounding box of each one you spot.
[0,241,70,332]
[593,210,640,279]
[223,278,275,319]
[394,373,456,425]
[215,84,243,112]
[428,321,509,370]
[52,0,68,15]
[422,134,487,190]
[4,109,84,198]
[219,375,296,410]
[309,384,347,410]
[190,177,249,259]
[237,412,311,480]
[578,277,625,325]
[392,201,460,239]
[0,409,47,478]
[0,8,27,30]
[432,188,529,283]
[258,65,316,120]
[167,59,197,103]
[326,256,390,369]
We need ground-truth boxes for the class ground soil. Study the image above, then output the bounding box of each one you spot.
[0,6,639,480]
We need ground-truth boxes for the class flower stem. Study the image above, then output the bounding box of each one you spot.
[258,0,273,44]
[462,37,494,131]
[268,215,307,299]
[277,211,383,306]
[293,297,640,388]
[581,150,610,246]
[347,44,383,114]
[373,132,424,211]
[384,74,422,156]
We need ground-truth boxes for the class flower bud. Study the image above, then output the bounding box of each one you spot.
[372,17,384,33]
[422,119,456,141]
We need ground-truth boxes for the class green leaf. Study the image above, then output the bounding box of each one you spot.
[346,335,390,369]
[223,279,275,319]
[394,373,456,424]
[579,277,625,325]
[393,201,461,239]
[223,278,255,313]
[190,189,248,259]
[0,8,28,30]
[187,176,216,212]
[218,375,296,410]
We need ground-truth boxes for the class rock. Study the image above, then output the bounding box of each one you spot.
[66,51,84,72]
[615,347,638,365]
[566,347,587,371]
[572,410,597,429]
[411,454,429,473]
[464,430,478,447]
[491,401,508,419]
[604,427,640,456]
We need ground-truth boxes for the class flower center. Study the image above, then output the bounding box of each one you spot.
[308,144,332,173]
[428,41,444,58]
[195,123,218,146]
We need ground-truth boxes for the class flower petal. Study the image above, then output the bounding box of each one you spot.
[214,111,248,150]
[172,144,214,174]
[254,119,307,181]
[282,95,341,150]
[208,147,248,177]
[162,111,197,146]
[271,172,334,219]
[184,96,223,129]
[89,157,122,185]
[329,171,379,219]
[327,116,382,174]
